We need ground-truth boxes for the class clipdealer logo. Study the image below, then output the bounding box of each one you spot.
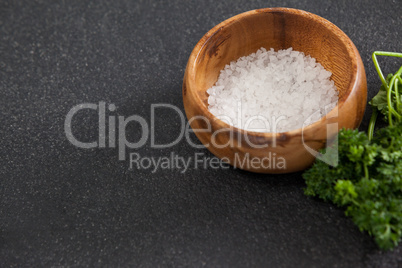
[64,101,339,172]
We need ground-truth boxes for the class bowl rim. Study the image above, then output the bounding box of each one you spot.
[185,7,363,139]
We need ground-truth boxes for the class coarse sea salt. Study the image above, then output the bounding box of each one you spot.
[207,47,339,133]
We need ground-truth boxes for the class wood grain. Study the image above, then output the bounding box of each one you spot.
[183,8,367,173]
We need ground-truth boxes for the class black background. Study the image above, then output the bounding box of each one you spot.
[1,0,401,267]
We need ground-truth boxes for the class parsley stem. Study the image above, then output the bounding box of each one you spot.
[372,51,402,88]
[368,52,402,138]
[396,78,401,113]
[363,163,369,179]
[387,75,395,126]
[387,66,402,125]
[393,66,402,117]
[368,109,378,141]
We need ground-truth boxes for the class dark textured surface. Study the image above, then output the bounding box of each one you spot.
[1,0,401,267]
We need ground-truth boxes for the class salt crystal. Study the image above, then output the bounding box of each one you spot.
[206,47,339,133]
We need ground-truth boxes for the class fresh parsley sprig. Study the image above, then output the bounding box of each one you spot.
[303,51,402,250]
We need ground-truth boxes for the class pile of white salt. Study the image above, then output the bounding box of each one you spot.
[207,47,338,133]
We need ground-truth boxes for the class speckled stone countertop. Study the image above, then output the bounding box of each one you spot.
[1,0,401,267]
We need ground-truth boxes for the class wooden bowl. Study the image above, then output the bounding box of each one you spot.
[182,8,367,173]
